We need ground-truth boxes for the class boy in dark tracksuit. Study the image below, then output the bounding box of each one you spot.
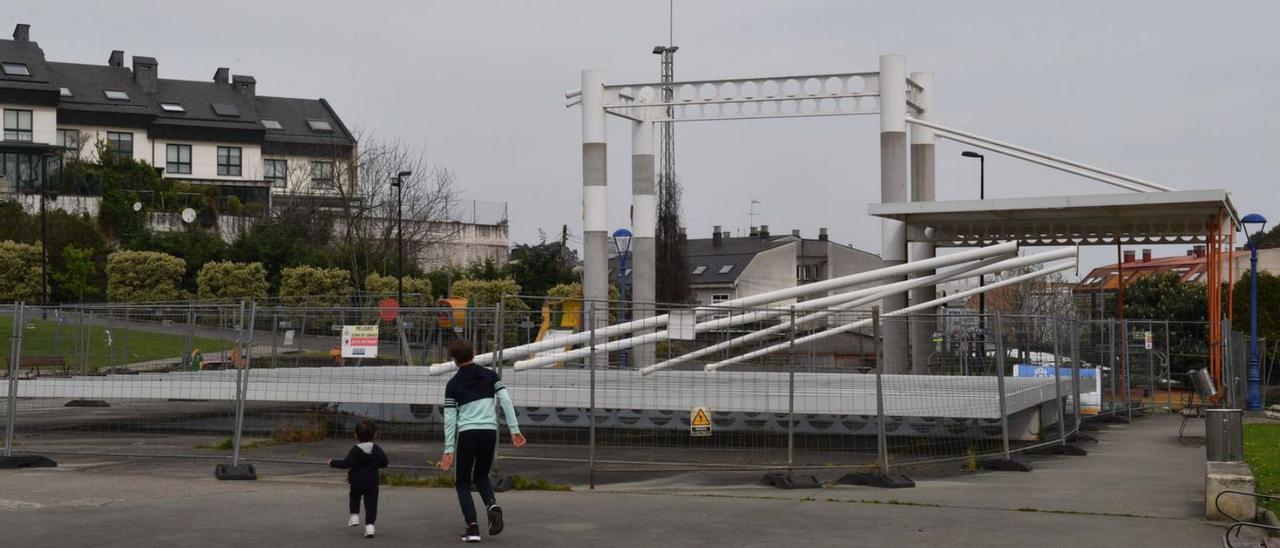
[440,339,526,543]
[330,419,389,539]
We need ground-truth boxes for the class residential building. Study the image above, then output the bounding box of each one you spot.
[0,23,355,206]
[611,225,884,305]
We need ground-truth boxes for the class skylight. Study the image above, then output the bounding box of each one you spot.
[261,119,282,130]
[211,103,239,117]
[59,87,72,97]
[104,90,129,100]
[307,119,332,132]
[718,264,735,274]
[160,102,185,113]
[1,62,30,76]
[692,265,707,275]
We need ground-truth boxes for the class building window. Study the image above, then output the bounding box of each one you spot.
[692,265,707,275]
[307,119,333,132]
[166,144,192,174]
[216,146,242,176]
[261,119,282,130]
[264,159,287,188]
[106,131,133,159]
[711,294,730,303]
[59,87,73,97]
[1,62,30,76]
[103,90,129,101]
[311,160,335,186]
[160,102,185,113]
[211,103,240,117]
[718,264,734,274]
[56,129,81,159]
[3,109,33,142]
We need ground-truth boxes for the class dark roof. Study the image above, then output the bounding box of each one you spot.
[46,62,154,124]
[0,38,59,104]
[256,96,355,149]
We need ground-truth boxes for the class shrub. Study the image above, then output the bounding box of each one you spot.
[364,272,432,306]
[279,266,351,305]
[197,261,269,300]
[450,278,528,311]
[105,250,186,302]
[0,240,44,302]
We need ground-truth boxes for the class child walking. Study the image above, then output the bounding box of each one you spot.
[329,419,389,538]
[440,339,526,543]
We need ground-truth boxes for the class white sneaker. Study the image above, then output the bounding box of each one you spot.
[365,524,376,538]
[348,514,361,527]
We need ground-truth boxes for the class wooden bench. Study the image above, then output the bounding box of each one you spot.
[4,355,68,378]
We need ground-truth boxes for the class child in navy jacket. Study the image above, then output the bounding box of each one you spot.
[329,419,389,538]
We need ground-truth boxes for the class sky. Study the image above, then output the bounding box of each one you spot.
[7,1,1278,276]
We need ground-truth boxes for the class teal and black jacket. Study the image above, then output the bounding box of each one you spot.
[443,363,521,453]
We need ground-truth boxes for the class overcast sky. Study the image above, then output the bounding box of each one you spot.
[8,1,1278,275]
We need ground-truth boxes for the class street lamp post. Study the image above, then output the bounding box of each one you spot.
[961,151,986,369]
[391,171,412,305]
[612,228,633,368]
[1242,213,1268,411]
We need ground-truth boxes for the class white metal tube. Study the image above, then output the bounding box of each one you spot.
[934,131,1150,194]
[879,55,906,133]
[643,248,1074,375]
[906,117,1175,192]
[704,261,1076,371]
[428,241,1019,374]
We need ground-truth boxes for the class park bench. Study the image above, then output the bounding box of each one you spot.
[4,355,67,378]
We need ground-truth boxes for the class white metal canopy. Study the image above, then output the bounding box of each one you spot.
[869,189,1238,247]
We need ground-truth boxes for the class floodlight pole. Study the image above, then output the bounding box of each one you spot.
[962,151,986,369]
[631,119,656,369]
[909,71,935,375]
[581,69,609,351]
[879,54,910,374]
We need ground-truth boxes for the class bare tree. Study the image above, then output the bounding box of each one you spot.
[984,264,1077,361]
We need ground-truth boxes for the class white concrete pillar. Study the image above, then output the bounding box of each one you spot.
[909,72,937,374]
[581,70,609,338]
[879,55,910,373]
[631,119,656,369]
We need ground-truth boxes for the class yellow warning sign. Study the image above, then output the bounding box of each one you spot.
[690,406,712,437]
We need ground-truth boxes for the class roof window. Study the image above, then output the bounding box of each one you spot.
[160,102,185,113]
[59,87,72,97]
[1,62,30,76]
[307,119,333,132]
[261,119,282,130]
[692,265,707,275]
[104,89,129,101]
[211,103,239,117]
[718,265,734,274]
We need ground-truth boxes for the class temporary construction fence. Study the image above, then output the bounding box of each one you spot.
[2,298,1233,484]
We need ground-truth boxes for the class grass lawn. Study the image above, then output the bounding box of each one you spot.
[2,314,234,373]
[1244,422,1280,513]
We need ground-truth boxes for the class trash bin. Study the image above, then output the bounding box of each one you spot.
[1205,409,1243,462]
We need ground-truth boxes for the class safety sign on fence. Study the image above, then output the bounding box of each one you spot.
[690,406,712,437]
[1144,331,1153,350]
[341,325,379,358]
[670,310,698,341]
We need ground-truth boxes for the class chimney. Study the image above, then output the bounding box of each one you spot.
[712,225,723,247]
[1193,245,1207,258]
[132,56,157,94]
[1141,249,1152,262]
[818,227,829,241]
[232,74,256,97]
[759,225,770,239]
[791,229,801,237]
[722,231,730,239]
[749,226,758,237]
[213,67,230,84]
[1186,250,1195,257]
[108,50,125,68]
[12,24,30,42]
[1123,250,1135,263]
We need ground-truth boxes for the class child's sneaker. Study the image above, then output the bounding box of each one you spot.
[348,514,361,527]
[486,504,504,536]
[460,524,481,543]
[364,524,375,538]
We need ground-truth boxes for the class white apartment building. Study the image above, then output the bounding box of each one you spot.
[0,23,355,205]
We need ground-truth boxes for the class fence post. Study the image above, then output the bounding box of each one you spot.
[1165,321,1172,412]
[1122,319,1132,420]
[217,300,257,480]
[4,302,23,458]
[490,298,506,489]
[1108,321,1118,418]
[874,307,888,477]
[79,309,87,375]
[1070,320,1082,433]
[122,307,130,369]
[270,306,279,370]
[786,305,797,470]
[587,302,597,491]
[1147,321,1155,414]
[1053,318,1066,446]
[994,314,1013,461]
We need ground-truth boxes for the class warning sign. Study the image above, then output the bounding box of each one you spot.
[690,406,712,437]
[341,325,379,358]
[1143,331,1153,350]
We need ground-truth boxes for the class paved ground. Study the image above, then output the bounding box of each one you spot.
[0,414,1232,547]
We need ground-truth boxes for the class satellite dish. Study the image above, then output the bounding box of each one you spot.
[132,201,142,212]
[181,208,197,224]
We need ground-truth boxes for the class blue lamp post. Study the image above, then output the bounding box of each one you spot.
[612,228,633,368]
[1242,213,1268,411]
